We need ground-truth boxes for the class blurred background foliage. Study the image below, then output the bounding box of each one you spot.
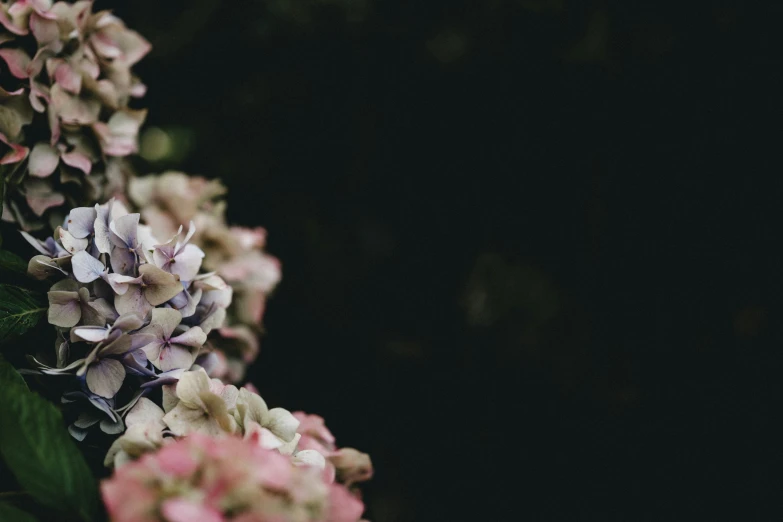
[109,0,782,519]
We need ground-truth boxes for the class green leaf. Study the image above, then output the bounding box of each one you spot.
[0,501,38,522]
[0,285,46,341]
[0,353,27,391]
[0,250,28,275]
[0,359,98,522]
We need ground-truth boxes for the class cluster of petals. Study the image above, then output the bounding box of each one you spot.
[129,172,282,383]
[24,199,231,439]
[0,0,149,230]
[101,432,365,522]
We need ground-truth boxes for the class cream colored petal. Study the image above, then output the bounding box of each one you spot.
[277,433,301,456]
[125,397,165,429]
[293,449,326,469]
[263,407,299,442]
[175,368,211,408]
[162,402,222,437]
[236,387,268,428]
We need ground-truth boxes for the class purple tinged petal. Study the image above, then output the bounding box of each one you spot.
[172,287,201,318]
[109,213,140,248]
[71,250,106,283]
[28,142,59,178]
[65,207,97,238]
[87,298,118,323]
[86,359,125,398]
[140,339,164,368]
[113,313,145,332]
[129,332,156,350]
[109,244,137,276]
[114,285,152,317]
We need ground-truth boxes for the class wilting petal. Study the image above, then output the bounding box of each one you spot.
[157,344,196,372]
[139,264,182,305]
[28,254,69,280]
[28,142,59,177]
[65,207,96,238]
[57,227,88,254]
[86,359,126,398]
[169,326,206,349]
[48,290,81,327]
[114,285,152,317]
[71,250,106,283]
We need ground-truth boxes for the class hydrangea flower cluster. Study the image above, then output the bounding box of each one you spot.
[101,433,366,522]
[24,199,232,438]
[0,0,149,230]
[128,172,281,383]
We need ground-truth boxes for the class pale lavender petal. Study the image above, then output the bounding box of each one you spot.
[129,333,156,350]
[71,250,105,283]
[28,142,59,178]
[86,359,125,398]
[71,326,108,343]
[171,287,201,318]
[109,213,140,248]
[65,207,96,238]
[170,244,204,281]
[94,203,112,254]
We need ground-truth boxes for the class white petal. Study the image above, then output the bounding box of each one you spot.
[263,407,299,443]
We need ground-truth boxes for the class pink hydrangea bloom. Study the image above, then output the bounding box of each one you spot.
[101,433,365,522]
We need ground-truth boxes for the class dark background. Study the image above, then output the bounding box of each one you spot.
[110,1,783,520]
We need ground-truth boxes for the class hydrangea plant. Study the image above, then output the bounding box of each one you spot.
[0,0,149,231]
[0,3,372,521]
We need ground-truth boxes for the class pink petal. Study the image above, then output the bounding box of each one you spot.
[60,150,92,174]
[0,48,31,78]
[0,133,29,165]
[54,62,82,94]
[161,498,224,522]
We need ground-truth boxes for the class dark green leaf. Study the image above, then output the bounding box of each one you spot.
[0,501,38,522]
[0,353,27,391]
[0,250,28,275]
[0,285,45,341]
[0,359,97,522]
